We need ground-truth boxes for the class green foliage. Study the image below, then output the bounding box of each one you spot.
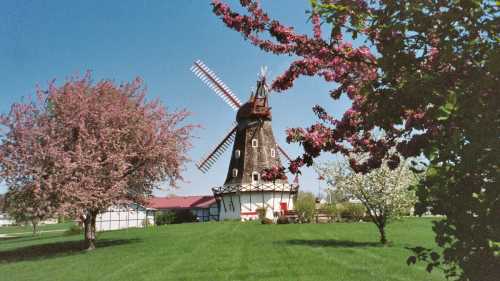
[294,192,317,223]
[155,209,197,225]
[65,224,82,236]
[155,211,176,226]
[338,203,366,222]
[256,207,267,220]
[172,209,197,224]
[319,203,337,222]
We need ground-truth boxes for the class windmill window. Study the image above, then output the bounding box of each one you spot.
[270,148,275,158]
[252,172,260,183]
[232,169,238,178]
[234,150,241,159]
[252,139,258,147]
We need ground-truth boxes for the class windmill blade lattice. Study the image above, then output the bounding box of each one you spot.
[196,123,238,173]
[190,60,242,111]
[277,144,292,163]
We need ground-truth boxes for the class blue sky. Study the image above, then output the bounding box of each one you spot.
[0,0,351,196]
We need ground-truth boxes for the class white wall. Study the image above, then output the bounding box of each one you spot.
[0,213,15,227]
[96,204,154,232]
[218,191,295,221]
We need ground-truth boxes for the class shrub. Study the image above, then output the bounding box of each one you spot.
[172,209,197,224]
[142,218,151,227]
[155,211,176,226]
[277,216,289,224]
[320,203,337,222]
[338,203,366,222]
[65,224,82,236]
[256,207,267,220]
[294,192,316,223]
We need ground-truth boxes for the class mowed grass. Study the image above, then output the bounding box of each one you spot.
[0,218,445,281]
[0,222,74,235]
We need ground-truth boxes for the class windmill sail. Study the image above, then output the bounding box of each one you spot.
[196,123,238,173]
[190,60,242,111]
[277,144,292,163]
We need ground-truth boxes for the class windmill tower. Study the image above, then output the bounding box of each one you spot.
[191,60,299,221]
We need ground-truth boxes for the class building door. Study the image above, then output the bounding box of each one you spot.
[280,202,288,215]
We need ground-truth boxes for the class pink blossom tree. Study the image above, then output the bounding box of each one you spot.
[3,184,56,235]
[0,100,60,235]
[0,74,195,250]
[211,1,499,280]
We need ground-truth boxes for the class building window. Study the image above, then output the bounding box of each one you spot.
[252,172,260,184]
[252,139,258,147]
[232,168,238,177]
[234,149,241,159]
[270,148,275,158]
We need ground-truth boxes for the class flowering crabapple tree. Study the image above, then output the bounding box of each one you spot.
[211,1,499,279]
[3,185,56,235]
[0,74,195,250]
[316,156,417,244]
[260,166,287,183]
[0,101,60,235]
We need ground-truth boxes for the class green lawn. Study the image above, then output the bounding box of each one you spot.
[0,222,75,235]
[0,218,445,281]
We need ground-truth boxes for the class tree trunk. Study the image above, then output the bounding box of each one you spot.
[32,219,39,236]
[84,210,98,251]
[378,224,387,244]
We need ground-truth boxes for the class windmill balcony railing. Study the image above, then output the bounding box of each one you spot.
[212,182,299,197]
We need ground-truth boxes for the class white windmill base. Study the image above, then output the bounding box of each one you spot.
[214,184,298,221]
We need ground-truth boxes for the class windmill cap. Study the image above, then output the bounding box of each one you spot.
[236,102,260,121]
[236,78,272,122]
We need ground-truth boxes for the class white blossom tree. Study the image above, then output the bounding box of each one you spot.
[317,156,417,244]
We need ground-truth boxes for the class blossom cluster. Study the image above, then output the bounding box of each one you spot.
[211,0,387,175]
[260,166,287,182]
[210,0,473,176]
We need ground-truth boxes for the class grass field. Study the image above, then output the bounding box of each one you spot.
[0,222,74,235]
[0,218,445,281]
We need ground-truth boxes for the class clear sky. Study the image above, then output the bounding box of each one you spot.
[0,0,351,196]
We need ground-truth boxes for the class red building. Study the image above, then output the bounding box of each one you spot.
[148,196,219,222]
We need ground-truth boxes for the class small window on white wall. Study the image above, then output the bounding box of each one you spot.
[252,139,258,147]
[252,172,260,183]
[270,148,275,158]
[234,149,241,159]
[232,168,238,177]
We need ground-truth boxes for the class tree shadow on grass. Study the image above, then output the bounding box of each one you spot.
[0,236,22,242]
[276,239,382,248]
[0,238,141,263]
[0,234,71,245]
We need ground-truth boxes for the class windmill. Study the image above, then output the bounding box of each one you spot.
[191,60,299,221]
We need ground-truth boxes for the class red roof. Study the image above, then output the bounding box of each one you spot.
[147,196,216,210]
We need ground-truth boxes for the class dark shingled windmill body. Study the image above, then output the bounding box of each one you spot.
[191,60,299,221]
